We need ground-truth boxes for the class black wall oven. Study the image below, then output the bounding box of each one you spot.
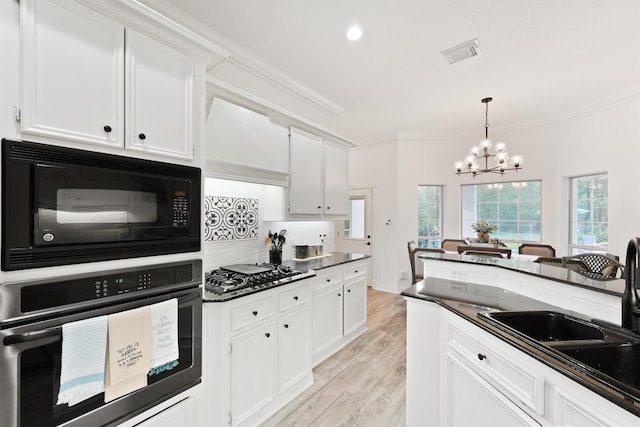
[1,139,201,271]
[0,259,202,427]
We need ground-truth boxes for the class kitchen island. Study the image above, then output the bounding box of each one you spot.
[402,256,640,426]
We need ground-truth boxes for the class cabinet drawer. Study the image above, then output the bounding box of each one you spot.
[446,316,545,416]
[278,284,311,313]
[231,296,275,332]
[312,269,343,292]
[343,262,367,281]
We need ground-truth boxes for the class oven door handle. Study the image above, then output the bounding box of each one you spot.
[3,327,60,345]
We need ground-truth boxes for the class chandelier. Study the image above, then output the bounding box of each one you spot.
[455,97,523,177]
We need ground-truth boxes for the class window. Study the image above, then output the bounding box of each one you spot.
[418,185,443,248]
[344,198,365,239]
[461,181,541,248]
[570,173,608,254]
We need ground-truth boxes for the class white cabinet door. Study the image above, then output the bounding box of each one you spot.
[125,29,194,159]
[21,0,124,146]
[289,128,324,214]
[278,306,311,394]
[343,278,367,336]
[444,352,540,427]
[312,285,343,356]
[136,397,195,427]
[231,322,276,425]
[323,141,349,215]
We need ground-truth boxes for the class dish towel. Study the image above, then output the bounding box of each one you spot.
[105,306,152,403]
[149,299,179,376]
[56,316,108,406]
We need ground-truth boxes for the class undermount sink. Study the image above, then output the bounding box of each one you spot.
[559,342,640,389]
[479,311,606,342]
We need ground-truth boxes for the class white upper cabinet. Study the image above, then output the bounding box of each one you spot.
[205,98,289,183]
[289,128,349,218]
[20,0,196,160]
[20,0,124,147]
[125,29,194,159]
[323,140,349,215]
[288,128,324,215]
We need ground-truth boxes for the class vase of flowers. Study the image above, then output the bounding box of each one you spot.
[471,219,497,243]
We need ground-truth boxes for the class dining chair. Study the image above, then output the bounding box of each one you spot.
[462,251,504,258]
[518,243,556,258]
[407,241,444,284]
[561,253,625,279]
[441,238,469,252]
[458,245,512,259]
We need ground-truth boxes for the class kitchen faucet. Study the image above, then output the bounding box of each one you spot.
[622,237,640,333]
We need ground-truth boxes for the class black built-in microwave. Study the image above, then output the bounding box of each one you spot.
[1,139,201,270]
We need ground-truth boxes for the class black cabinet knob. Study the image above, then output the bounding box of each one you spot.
[284,324,289,329]
[138,133,146,140]
[338,293,341,297]
[317,205,322,209]
[348,289,351,293]
[293,296,299,301]
[252,311,258,316]
[354,270,359,273]
[366,242,371,246]
[326,279,331,282]
[326,206,331,210]
[265,332,271,338]
[477,353,486,361]
[103,125,112,133]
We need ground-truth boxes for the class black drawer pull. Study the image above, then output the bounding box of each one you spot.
[338,293,341,297]
[103,125,112,133]
[265,332,270,338]
[252,311,258,316]
[138,133,146,140]
[348,289,351,293]
[293,296,299,301]
[477,353,486,361]
[284,324,289,329]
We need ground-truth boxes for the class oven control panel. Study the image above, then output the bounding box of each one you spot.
[19,260,201,313]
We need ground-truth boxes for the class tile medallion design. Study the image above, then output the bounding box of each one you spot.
[204,196,259,242]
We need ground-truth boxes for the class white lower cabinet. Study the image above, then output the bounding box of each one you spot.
[445,351,540,427]
[312,262,368,365]
[202,281,313,427]
[278,306,311,394]
[312,283,344,357]
[135,397,196,427]
[231,321,276,423]
[406,298,640,427]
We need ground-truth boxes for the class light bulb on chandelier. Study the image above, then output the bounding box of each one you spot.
[454,97,523,177]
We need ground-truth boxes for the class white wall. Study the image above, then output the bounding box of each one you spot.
[350,91,640,293]
[348,141,398,292]
[203,178,335,271]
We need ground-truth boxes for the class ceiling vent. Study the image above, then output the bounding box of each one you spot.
[441,39,482,65]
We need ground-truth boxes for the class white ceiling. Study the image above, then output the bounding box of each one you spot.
[163,0,640,144]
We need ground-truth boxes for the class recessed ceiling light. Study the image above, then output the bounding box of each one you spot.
[346,26,362,41]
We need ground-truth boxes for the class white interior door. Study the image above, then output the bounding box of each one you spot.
[336,189,372,286]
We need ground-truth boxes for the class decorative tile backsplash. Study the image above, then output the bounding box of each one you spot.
[204,196,259,242]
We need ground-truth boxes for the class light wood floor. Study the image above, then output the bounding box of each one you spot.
[262,288,407,427]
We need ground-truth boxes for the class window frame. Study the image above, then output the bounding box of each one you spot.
[417,185,444,248]
[568,173,608,254]
[460,180,542,248]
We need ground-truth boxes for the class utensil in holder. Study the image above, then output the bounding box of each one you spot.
[269,249,282,265]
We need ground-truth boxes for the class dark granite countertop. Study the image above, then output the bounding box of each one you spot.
[418,252,625,296]
[402,278,640,417]
[202,252,369,303]
[289,252,370,271]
